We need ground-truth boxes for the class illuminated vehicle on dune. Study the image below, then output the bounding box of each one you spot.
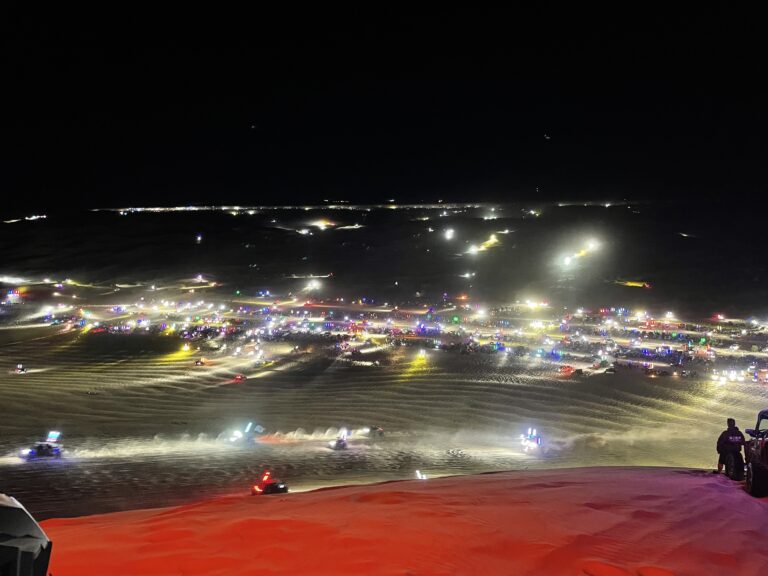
[19,431,63,460]
[194,358,206,366]
[330,437,348,450]
[233,374,247,382]
[520,428,542,453]
[225,421,265,443]
[329,427,349,450]
[251,470,289,495]
[558,365,583,377]
[558,365,575,377]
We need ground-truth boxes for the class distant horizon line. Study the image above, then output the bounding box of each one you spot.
[4,199,659,220]
[89,200,637,213]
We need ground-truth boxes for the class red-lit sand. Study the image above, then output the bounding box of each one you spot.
[42,467,768,576]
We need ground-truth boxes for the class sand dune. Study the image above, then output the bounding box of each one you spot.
[3,324,768,519]
[42,467,768,575]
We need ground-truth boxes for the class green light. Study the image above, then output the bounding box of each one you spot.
[452,316,459,323]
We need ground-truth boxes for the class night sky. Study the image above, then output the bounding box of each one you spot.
[4,8,764,211]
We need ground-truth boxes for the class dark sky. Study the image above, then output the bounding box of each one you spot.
[4,8,765,210]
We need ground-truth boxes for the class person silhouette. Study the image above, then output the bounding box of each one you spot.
[715,417,745,474]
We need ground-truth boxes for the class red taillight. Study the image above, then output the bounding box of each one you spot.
[253,485,263,493]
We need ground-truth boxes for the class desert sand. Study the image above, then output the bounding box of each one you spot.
[42,467,768,576]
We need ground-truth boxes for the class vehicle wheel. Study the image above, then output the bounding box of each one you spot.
[746,462,768,497]
[725,453,745,481]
